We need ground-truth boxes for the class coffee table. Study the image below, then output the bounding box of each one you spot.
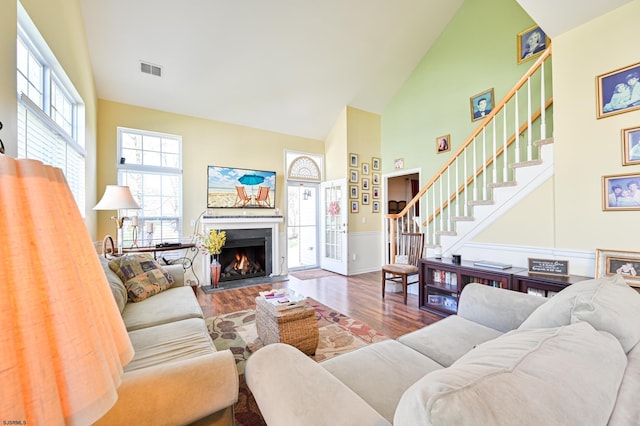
[255,295,319,355]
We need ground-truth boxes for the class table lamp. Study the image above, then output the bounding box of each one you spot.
[94,185,141,254]
[0,157,134,424]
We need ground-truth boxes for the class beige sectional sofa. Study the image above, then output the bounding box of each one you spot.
[96,256,238,426]
[245,276,640,425]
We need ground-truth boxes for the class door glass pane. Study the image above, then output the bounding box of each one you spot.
[287,184,318,268]
[324,185,342,261]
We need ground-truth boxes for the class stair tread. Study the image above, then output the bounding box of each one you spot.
[468,200,494,206]
[534,137,554,146]
[487,181,517,188]
[452,216,474,222]
[511,159,542,168]
[436,231,457,236]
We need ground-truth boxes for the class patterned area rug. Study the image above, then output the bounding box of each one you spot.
[206,298,388,426]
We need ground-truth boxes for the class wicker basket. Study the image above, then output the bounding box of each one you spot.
[255,296,319,355]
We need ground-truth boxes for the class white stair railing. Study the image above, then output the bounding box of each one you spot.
[386,47,553,262]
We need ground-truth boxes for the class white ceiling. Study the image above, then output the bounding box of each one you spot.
[79,0,632,141]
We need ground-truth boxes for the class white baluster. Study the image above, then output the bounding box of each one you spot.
[515,90,520,163]
[439,176,444,232]
[447,166,451,230]
[540,60,546,140]
[482,128,487,200]
[527,76,532,161]
[473,136,478,201]
[455,157,459,217]
[503,108,508,181]
[463,147,468,217]
[492,119,497,184]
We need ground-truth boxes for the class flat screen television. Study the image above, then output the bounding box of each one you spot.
[207,165,276,208]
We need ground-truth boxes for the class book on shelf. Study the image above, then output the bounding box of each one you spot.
[259,288,306,311]
[473,260,513,270]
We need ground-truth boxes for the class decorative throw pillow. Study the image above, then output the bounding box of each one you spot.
[519,274,640,353]
[108,253,175,302]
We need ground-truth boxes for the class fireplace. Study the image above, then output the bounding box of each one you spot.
[217,228,272,282]
[201,216,283,287]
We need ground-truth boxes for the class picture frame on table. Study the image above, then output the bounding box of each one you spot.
[362,162,370,175]
[436,134,451,153]
[602,172,640,211]
[351,201,359,213]
[596,62,640,119]
[350,169,359,183]
[372,201,380,213]
[595,248,640,288]
[350,185,358,199]
[622,126,640,166]
[517,25,549,64]
[372,157,381,170]
[470,88,495,121]
[349,153,358,168]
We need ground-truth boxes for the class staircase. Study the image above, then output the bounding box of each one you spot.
[386,47,554,262]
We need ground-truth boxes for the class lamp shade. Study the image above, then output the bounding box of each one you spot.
[0,158,134,424]
[94,185,141,210]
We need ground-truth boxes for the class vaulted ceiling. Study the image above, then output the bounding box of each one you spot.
[79,0,633,141]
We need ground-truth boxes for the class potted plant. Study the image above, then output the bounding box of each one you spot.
[200,229,226,287]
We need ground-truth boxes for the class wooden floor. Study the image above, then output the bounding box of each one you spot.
[196,270,443,339]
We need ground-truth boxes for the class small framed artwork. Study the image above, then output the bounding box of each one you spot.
[362,193,370,205]
[372,157,381,170]
[373,186,380,199]
[362,162,370,175]
[517,25,549,64]
[372,201,380,213]
[350,185,358,199]
[595,248,640,288]
[622,126,640,166]
[372,173,380,185]
[436,134,451,153]
[362,178,370,190]
[597,62,640,119]
[351,201,359,213]
[470,88,495,121]
[350,169,359,183]
[602,172,640,210]
[349,153,358,168]
[394,158,404,169]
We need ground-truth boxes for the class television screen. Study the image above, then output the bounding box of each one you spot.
[207,165,276,208]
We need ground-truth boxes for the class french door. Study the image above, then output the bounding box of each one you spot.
[287,183,319,270]
[320,179,348,275]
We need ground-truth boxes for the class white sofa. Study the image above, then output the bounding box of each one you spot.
[245,276,640,425]
[96,256,239,426]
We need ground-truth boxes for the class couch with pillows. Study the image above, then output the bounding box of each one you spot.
[245,275,640,425]
[96,253,238,426]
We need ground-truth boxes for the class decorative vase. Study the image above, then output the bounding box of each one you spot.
[210,256,221,288]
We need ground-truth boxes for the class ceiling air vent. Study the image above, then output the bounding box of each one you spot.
[140,61,162,77]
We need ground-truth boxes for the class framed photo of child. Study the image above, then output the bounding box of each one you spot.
[516,25,549,64]
[469,88,495,122]
[622,126,640,166]
[597,62,640,119]
[602,172,640,211]
[595,248,640,288]
[436,134,450,153]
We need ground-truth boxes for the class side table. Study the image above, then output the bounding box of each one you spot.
[254,296,319,355]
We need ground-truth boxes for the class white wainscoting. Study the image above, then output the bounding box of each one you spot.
[348,231,383,276]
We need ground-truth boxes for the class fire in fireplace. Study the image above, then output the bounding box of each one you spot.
[214,228,272,283]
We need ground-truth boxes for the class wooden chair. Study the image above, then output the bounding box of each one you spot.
[234,186,251,207]
[381,233,424,304]
[255,186,271,207]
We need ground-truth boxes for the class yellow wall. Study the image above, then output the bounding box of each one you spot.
[346,107,381,232]
[96,100,324,239]
[0,2,17,156]
[324,107,348,181]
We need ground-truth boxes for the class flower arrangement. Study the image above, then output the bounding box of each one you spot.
[200,229,226,256]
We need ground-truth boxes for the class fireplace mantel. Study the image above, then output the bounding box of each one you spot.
[201,216,284,286]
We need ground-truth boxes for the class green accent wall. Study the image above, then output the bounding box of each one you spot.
[382,0,536,176]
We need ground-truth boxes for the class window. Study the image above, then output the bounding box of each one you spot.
[16,6,85,212]
[117,127,183,247]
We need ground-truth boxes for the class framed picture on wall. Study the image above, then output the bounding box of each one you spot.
[470,88,495,121]
[436,134,451,153]
[350,169,359,183]
[597,62,640,119]
[602,172,640,211]
[372,157,381,170]
[372,201,380,213]
[595,248,640,288]
[362,178,370,190]
[362,162,370,175]
[349,153,358,168]
[350,185,358,199]
[622,126,640,166]
[351,201,359,213]
[517,25,549,64]
[362,193,370,205]
[373,186,380,199]
[372,173,381,185]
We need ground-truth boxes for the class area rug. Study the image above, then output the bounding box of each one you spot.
[206,298,388,426]
[289,268,338,280]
